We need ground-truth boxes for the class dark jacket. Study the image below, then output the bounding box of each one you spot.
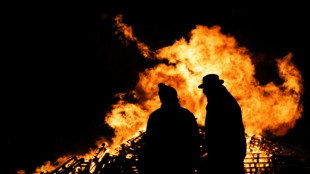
[145,104,200,174]
[205,85,246,157]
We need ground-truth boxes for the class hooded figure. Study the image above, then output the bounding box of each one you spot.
[144,83,200,174]
[198,74,246,174]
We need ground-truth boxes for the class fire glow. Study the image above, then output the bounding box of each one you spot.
[107,14,304,152]
[34,14,304,173]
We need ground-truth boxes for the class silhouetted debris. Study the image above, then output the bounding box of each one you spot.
[244,134,308,174]
[41,130,309,174]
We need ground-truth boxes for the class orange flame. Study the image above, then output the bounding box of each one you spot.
[106,14,304,153]
[34,14,304,173]
[114,14,154,59]
[34,137,107,173]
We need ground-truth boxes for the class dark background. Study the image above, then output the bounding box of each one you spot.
[4,3,310,173]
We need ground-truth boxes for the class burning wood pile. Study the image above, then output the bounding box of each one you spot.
[45,129,308,174]
[33,14,308,174]
[244,134,306,174]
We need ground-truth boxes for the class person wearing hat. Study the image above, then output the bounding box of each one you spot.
[144,83,200,174]
[198,74,246,174]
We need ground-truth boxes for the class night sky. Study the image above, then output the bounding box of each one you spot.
[4,3,310,173]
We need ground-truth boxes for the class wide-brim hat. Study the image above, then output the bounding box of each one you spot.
[198,74,224,88]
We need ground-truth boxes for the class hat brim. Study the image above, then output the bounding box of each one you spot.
[198,84,205,88]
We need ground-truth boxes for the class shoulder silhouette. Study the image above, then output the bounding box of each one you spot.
[198,74,246,174]
[144,83,200,174]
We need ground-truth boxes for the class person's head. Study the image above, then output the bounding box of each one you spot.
[198,74,224,97]
[158,83,179,106]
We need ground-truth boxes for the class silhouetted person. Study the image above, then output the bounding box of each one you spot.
[144,83,200,174]
[198,74,246,174]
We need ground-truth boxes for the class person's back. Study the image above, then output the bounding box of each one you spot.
[198,74,246,174]
[144,83,200,174]
[205,85,245,153]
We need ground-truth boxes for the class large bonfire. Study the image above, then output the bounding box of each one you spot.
[33,14,304,174]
